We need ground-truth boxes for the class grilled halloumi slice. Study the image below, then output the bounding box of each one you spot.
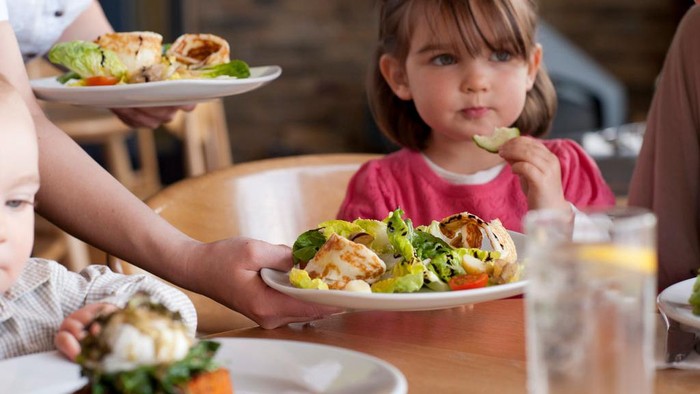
[305,233,386,290]
[166,33,230,68]
[95,31,164,82]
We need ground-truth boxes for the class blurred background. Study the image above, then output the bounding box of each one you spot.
[85,1,695,194]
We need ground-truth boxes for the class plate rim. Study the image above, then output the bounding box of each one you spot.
[261,269,526,311]
[657,277,699,329]
[215,337,408,393]
[0,337,408,394]
[29,65,282,107]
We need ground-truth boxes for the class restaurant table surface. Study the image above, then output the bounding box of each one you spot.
[208,299,700,393]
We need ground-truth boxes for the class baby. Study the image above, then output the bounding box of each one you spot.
[0,77,196,360]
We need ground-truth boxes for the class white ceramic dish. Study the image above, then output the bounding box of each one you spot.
[30,65,281,108]
[0,337,407,394]
[262,232,526,311]
[657,278,700,329]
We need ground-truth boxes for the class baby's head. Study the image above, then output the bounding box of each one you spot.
[369,0,557,150]
[0,76,40,293]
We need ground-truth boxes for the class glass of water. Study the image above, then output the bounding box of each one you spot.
[524,207,657,394]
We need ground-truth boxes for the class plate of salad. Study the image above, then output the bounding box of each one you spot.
[30,65,281,108]
[262,209,526,311]
[29,31,281,107]
[657,276,700,330]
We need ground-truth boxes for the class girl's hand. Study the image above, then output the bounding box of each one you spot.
[499,136,570,211]
[55,303,119,361]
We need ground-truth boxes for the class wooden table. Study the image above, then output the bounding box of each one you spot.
[210,299,700,393]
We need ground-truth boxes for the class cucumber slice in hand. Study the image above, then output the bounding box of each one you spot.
[473,127,520,153]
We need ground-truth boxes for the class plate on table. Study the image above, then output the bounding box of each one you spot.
[0,338,407,394]
[262,231,526,311]
[657,278,700,329]
[30,65,281,108]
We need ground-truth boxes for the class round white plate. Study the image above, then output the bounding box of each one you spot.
[657,278,700,329]
[0,338,407,394]
[29,65,281,108]
[262,232,526,311]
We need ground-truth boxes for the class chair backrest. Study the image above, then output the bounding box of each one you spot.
[111,153,380,334]
[146,153,380,245]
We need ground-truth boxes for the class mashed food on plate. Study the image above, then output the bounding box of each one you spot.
[290,208,520,293]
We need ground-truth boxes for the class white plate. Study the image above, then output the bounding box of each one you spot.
[0,338,407,394]
[29,65,281,108]
[262,232,526,311]
[657,278,700,329]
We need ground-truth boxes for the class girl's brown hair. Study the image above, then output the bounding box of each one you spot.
[368,0,557,151]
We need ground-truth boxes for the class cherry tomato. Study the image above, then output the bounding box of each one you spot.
[84,76,119,86]
[448,273,489,290]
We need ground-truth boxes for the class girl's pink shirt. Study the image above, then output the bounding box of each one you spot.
[337,139,616,232]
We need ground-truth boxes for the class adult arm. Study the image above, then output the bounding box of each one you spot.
[628,5,700,290]
[1,21,335,328]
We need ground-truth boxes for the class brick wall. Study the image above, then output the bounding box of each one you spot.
[186,0,684,162]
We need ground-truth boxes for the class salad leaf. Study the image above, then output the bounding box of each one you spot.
[354,219,391,254]
[289,268,329,290]
[689,274,700,315]
[318,219,365,239]
[371,261,424,293]
[412,231,464,282]
[56,71,81,84]
[195,60,250,79]
[291,229,327,265]
[385,209,416,263]
[48,41,127,82]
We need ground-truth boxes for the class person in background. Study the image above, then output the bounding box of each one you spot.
[0,0,336,347]
[0,77,196,360]
[337,0,615,230]
[628,2,700,291]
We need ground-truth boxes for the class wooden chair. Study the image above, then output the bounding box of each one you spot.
[163,99,232,177]
[109,153,380,335]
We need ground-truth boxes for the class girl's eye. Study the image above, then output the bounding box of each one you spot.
[431,54,456,66]
[490,51,512,62]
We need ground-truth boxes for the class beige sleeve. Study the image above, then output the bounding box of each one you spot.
[628,6,700,290]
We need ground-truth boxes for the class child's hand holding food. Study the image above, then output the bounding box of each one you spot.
[498,136,570,211]
[55,302,119,361]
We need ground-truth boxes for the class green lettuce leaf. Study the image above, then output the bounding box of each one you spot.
[195,60,250,78]
[371,261,424,293]
[48,41,127,81]
[291,229,327,265]
[384,209,416,263]
[353,219,391,254]
[689,274,700,315]
[289,268,329,290]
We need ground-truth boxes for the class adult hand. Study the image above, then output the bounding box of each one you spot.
[55,303,119,361]
[110,104,196,129]
[186,237,342,329]
[498,136,570,211]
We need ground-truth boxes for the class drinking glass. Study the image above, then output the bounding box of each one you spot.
[524,207,657,394]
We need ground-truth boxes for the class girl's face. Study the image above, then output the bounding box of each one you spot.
[0,103,39,293]
[381,9,541,144]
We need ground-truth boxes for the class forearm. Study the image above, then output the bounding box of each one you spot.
[57,0,114,42]
[34,115,197,285]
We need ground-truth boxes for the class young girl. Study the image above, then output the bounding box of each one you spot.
[337,0,615,231]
